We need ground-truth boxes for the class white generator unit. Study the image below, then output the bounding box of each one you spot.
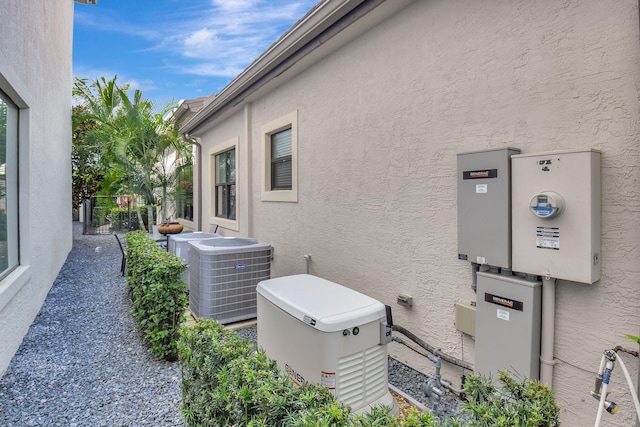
[188,237,271,324]
[257,274,397,414]
[167,232,220,290]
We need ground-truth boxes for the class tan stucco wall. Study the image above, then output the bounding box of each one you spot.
[0,2,73,375]
[196,1,639,425]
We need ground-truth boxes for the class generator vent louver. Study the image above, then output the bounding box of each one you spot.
[337,344,388,409]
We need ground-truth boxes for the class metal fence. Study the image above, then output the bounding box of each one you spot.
[82,196,138,235]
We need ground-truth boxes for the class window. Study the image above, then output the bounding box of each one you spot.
[0,91,19,278]
[270,128,292,190]
[214,147,236,220]
[261,110,297,202]
[175,163,193,222]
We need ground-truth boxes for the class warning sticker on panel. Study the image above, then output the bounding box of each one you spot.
[497,309,510,321]
[321,371,336,396]
[536,227,560,250]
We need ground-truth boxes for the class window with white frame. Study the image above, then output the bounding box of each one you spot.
[261,110,297,202]
[210,138,238,229]
[0,91,19,278]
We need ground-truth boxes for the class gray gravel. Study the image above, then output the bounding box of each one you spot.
[0,223,184,427]
[0,222,462,426]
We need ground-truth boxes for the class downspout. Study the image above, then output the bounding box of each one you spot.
[242,103,252,237]
[183,134,202,231]
[540,276,557,386]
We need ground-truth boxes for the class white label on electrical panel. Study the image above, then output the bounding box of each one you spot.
[476,256,486,264]
[476,184,488,193]
[497,309,510,321]
[536,227,560,250]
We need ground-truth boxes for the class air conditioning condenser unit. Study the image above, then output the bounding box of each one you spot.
[188,237,271,324]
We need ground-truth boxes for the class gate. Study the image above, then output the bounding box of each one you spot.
[82,196,135,235]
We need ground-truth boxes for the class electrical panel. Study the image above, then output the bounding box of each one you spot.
[475,272,542,380]
[457,148,520,269]
[511,149,601,284]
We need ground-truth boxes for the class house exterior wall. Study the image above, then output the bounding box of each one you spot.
[194,0,639,425]
[0,2,73,375]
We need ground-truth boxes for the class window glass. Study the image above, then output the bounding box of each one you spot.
[176,164,193,221]
[270,128,292,190]
[260,110,297,202]
[215,148,236,220]
[0,92,19,277]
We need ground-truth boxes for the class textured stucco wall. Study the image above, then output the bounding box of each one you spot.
[197,0,639,425]
[0,2,74,375]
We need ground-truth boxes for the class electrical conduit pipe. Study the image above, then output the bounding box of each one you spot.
[391,324,474,372]
[540,276,557,386]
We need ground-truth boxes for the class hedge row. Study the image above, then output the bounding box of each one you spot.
[111,206,154,230]
[125,230,188,360]
[177,319,437,427]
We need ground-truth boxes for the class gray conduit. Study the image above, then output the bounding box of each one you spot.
[392,324,474,372]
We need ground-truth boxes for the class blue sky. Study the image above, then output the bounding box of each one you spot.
[73,0,319,108]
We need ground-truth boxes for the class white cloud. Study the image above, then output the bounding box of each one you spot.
[187,63,245,78]
[163,1,317,74]
[182,28,219,58]
[73,66,157,93]
[74,0,319,97]
[211,0,259,11]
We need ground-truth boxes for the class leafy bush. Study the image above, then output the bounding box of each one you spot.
[125,230,187,359]
[111,205,154,230]
[177,319,437,427]
[92,205,110,226]
[456,371,560,427]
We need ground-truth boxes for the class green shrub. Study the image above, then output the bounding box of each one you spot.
[111,205,154,230]
[177,319,437,427]
[458,371,560,427]
[92,205,110,226]
[125,230,187,359]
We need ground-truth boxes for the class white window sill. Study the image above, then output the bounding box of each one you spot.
[0,265,32,313]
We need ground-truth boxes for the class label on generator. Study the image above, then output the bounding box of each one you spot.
[321,371,336,396]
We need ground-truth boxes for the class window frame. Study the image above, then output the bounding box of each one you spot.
[261,110,298,202]
[175,162,194,222]
[0,73,31,314]
[209,137,239,231]
[0,90,20,279]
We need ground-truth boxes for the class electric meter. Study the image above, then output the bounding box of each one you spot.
[529,191,564,219]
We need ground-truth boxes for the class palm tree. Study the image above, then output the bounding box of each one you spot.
[73,76,188,232]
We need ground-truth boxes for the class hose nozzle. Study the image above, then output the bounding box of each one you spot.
[591,391,619,415]
[604,400,618,414]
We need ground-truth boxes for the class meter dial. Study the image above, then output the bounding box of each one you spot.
[529,191,564,219]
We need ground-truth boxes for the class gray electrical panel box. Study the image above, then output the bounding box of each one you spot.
[475,271,542,380]
[457,148,520,269]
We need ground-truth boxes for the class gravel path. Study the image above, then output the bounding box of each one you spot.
[0,223,184,427]
[0,222,462,426]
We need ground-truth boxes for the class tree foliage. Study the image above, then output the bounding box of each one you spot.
[72,76,191,231]
[71,105,103,210]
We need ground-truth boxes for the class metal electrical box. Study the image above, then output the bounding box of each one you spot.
[457,148,520,269]
[475,271,542,380]
[511,149,601,284]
